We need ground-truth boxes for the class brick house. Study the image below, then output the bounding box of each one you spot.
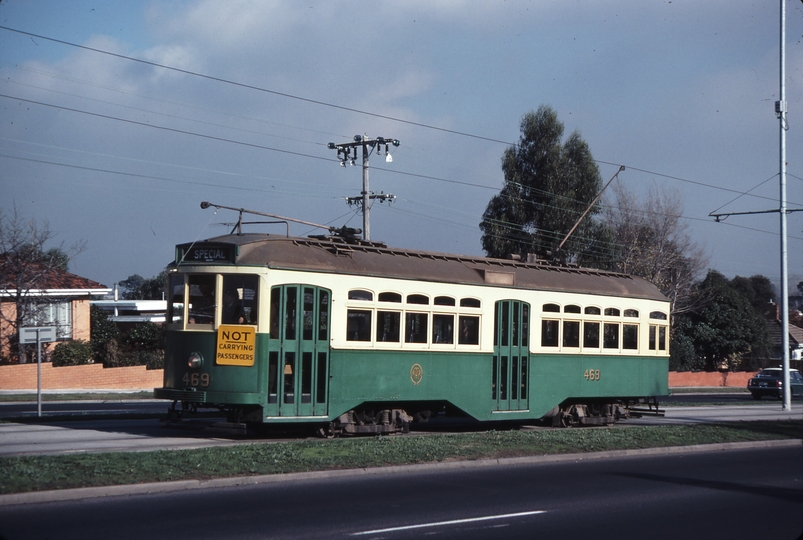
[0,265,111,362]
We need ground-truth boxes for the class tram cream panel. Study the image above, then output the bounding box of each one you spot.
[530,291,670,357]
[263,269,670,357]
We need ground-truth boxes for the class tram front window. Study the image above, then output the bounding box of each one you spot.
[222,275,258,325]
[188,275,216,325]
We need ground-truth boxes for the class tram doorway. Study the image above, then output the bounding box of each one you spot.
[493,300,530,412]
[266,285,331,418]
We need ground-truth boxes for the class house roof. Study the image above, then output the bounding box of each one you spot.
[766,318,803,348]
[0,263,110,298]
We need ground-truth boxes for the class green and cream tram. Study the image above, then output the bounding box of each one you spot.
[155,232,669,433]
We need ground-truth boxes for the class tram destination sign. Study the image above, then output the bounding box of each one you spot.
[177,243,236,264]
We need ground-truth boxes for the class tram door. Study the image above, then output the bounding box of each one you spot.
[267,285,330,417]
[492,300,530,412]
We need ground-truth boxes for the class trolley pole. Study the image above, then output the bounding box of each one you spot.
[328,135,400,241]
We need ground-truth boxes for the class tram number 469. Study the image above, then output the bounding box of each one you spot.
[183,372,211,387]
[584,369,601,381]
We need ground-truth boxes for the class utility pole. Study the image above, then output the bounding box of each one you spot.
[328,135,400,241]
[710,1,792,411]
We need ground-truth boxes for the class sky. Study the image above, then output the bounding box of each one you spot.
[1,1,802,295]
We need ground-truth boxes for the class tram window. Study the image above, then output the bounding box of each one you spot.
[543,303,560,313]
[270,288,281,338]
[302,288,315,340]
[405,313,428,343]
[650,311,668,320]
[585,306,601,315]
[346,310,372,341]
[434,296,455,307]
[433,314,454,344]
[285,287,297,340]
[376,311,401,342]
[521,304,529,347]
[541,320,559,347]
[188,275,216,325]
[318,291,329,341]
[168,274,184,324]
[563,321,580,347]
[605,308,620,317]
[603,323,619,349]
[222,275,258,325]
[623,324,638,349]
[624,309,639,318]
[460,298,481,308]
[407,294,429,305]
[378,292,401,303]
[349,289,373,301]
[649,326,657,350]
[458,316,480,345]
[659,327,667,351]
[564,305,581,314]
[584,322,600,348]
[268,351,278,403]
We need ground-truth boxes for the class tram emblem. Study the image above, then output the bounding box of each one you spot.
[410,363,423,386]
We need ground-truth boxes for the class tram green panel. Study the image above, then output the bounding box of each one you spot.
[528,354,669,416]
[162,331,268,403]
[327,349,493,421]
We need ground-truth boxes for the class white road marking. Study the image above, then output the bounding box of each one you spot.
[351,510,547,536]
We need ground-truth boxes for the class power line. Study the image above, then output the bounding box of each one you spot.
[0,25,515,146]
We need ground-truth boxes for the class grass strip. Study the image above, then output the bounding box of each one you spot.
[0,420,799,495]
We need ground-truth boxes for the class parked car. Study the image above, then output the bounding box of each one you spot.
[747,368,803,400]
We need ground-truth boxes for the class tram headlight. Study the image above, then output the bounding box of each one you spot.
[187,352,204,369]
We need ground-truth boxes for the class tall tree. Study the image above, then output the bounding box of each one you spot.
[119,270,167,300]
[480,106,612,265]
[670,270,769,371]
[0,206,85,363]
[603,182,707,315]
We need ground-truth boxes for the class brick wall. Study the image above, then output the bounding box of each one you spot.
[668,371,756,387]
[0,363,163,391]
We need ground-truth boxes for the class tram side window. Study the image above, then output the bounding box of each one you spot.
[541,319,559,347]
[222,275,258,325]
[347,310,372,341]
[376,311,401,342]
[622,324,638,350]
[188,275,216,324]
[168,274,184,324]
[406,313,428,343]
[649,325,668,351]
[563,321,580,347]
[433,314,454,344]
[603,323,619,349]
[584,322,600,348]
[458,316,480,345]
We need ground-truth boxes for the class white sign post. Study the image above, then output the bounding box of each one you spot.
[20,327,57,417]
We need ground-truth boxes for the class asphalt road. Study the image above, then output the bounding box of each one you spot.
[0,445,800,539]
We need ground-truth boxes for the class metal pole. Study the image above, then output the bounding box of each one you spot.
[779,0,791,411]
[362,140,370,241]
[37,330,42,417]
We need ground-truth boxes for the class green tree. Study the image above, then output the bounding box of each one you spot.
[479,106,612,265]
[118,270,167,300]
[729,274,776,315]
[671,270,769,371]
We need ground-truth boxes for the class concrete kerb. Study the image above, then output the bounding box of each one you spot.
[1,438,800,507]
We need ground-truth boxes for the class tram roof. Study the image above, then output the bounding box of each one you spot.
[174,234,668,302]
